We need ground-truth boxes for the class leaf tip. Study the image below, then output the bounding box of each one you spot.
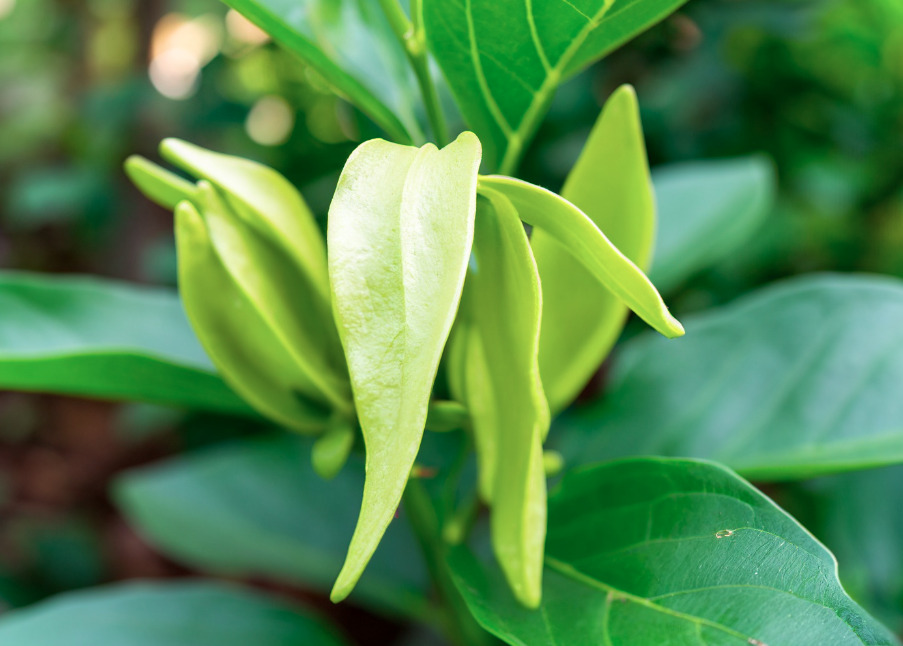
[329,572,355,604]
[664,314,685,339]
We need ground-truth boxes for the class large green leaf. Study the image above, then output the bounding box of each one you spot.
[327,133,482,601]
[451,188,548,607]
[450,458,898,646]
[0,272,248,415]
[479,175,682,339]
[555,274,903,480]
[115,434,430,618]
[175,202,330,433]
[531,85,655,415]
[650,156,776,293]
[794,467,903,634]
[423,0,691,171]
[0,581,349,645]
[221,0,421,143]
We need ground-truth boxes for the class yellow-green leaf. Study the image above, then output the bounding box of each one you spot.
[174,201,329,434]
[327,133,482,602]
[531,85,655,414]
[478,175,682,339]
[455,187,549,608]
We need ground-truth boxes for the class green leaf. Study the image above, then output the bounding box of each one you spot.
[555,274,903,480]
[802,467,903,633]
[649,155,776,292]
[196,181,350,412]
[175,202,330,433]
[450,457,899,646]
[327,133,482,601]
[0,581,349,645]
[114,435,430,619]
[479,175,683,339]
[0,271,249,415]
[451,187,549,607]
[423,0,691,171]
[221,0,421,143]
[531,85,655,415]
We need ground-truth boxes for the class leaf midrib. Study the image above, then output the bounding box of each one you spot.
[494,0,614,172]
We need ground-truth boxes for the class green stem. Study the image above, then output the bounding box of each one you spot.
[404,478,490,646]
[378,0,449,146]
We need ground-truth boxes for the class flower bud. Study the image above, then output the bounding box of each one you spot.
[126,140,351,433]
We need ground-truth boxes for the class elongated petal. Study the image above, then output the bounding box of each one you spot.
[197,182,350,412]
[161,138,330,300]
[328,133,482,601]
[125,155,198,210]
[532,86,656,414]
[174,201,328,433]
[479,175,684,339]
[459,187,548,608]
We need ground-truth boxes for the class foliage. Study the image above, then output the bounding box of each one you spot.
[0,0,901,644]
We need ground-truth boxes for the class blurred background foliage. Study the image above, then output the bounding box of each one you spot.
[0,0,902,636]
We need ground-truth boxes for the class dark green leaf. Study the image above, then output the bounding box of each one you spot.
[0,581,349,645]
[114,434,430,619]
[451,457,898,646]
[650,156,776,293]
[532,85,655,414]
[798,467,903,633]
[0,272,249,415]
[222,0,421,143]
[327,133,481,601]
[555,274,903,480]
[423,0,690,171]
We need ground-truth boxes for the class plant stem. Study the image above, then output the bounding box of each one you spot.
[378,0,449,146]
[404,477,490,646]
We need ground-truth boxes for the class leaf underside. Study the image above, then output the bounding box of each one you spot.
[555,274,903,481]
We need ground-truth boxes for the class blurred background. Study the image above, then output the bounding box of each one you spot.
[0,0,902,637]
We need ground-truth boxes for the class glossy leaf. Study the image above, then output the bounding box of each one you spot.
[197,182,350,412]
[452,188,549,607]
[222,0,421,143]
[531,85,655,414]
[327,133,482,601]
[555,274,903,480]
[423,0,690,171]
[0,581,349,645]
[450,458,898,646]
[650,155,776,292]
[114,435,430,619]
[479,175,682,339]
[0,271,249,415]
[175,202,330,433]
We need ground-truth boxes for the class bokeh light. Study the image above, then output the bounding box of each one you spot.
[148,13,222,100]
[245,95,294,146]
